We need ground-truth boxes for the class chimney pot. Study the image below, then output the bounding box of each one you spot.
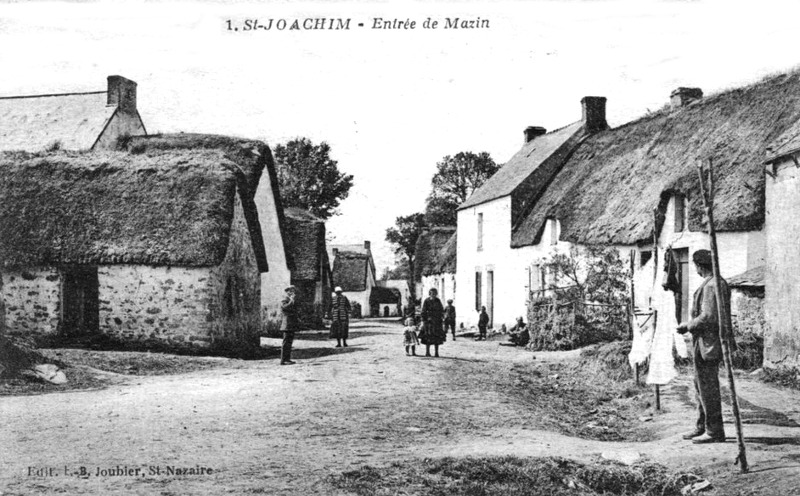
[581,96,608,133]
[107,75,138,113]
[524,126,547,144]
[670,87,703,108]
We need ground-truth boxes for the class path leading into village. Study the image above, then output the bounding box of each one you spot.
[1,319,800,495]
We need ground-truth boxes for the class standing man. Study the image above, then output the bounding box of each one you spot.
[330,286,351,348]
[280,286,298,365]
[444,299,457,341]
[677,249,729,444]
[477,306,490,341]
[420,288,445,357]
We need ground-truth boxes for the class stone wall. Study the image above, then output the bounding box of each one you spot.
[98,265,214,347]
[1,268,61,338]
[99,193,261,352]
[207,193,262,350]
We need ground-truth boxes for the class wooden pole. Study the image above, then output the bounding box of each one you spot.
[653,308,660,409]
[655,385,661,411]
[697,159,749,473]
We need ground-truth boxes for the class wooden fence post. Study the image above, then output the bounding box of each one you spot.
[697,159,749,473]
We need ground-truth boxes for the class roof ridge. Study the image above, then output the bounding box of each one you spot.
[0,90,106,100]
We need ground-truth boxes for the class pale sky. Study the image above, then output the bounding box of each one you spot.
[1,0,799,273]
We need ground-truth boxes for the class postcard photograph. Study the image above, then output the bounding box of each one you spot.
[1,0,800,494]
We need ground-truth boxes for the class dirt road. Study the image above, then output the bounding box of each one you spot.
[2,320,799,495]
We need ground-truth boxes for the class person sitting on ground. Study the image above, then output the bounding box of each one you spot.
[403,317,419,356]
[508,316,530,347]
[477,306,489,341]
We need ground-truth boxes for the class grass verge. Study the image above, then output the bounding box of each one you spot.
[329,456,700,496]
[509,341,655,442]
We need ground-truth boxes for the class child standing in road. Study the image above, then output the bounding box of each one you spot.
[403,317,419,356]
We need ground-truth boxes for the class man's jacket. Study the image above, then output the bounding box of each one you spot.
[686,276,731,361]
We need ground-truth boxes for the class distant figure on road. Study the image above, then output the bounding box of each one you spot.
[330,286,351,348]
[477,306,489,341]
[403,317,419,356]
[444,299,457,341]
[280,286,298,365]
[676,249,729,444]
[420,288,445,357]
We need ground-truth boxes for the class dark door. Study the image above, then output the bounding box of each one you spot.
[487,270,494,328]
[61,266,99,337]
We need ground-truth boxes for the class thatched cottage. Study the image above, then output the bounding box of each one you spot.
[763,119,800,370]
[0,75,146,152]
[457,71,800,329]
[415,227,457,306]
[283,207,332,328]
[0,134,292,353]
[330,242,376,318]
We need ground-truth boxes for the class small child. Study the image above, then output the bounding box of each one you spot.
[403,317,419,356]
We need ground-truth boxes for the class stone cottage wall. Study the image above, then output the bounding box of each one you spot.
[98,194,262,352]
[98,265,215,348]
[207,194,261,350]
[0,268,61,338]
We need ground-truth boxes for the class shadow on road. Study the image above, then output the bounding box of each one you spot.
[744,436,800,446]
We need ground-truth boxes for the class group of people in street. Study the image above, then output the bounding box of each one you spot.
[280,285,352,365]
[280,247,731,450]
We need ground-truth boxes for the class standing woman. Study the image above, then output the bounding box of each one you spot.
[420,288,445,357]
[330,286,351,348]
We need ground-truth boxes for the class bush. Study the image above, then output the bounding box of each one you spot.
[527,299,628,351]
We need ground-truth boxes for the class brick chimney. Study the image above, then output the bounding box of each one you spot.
[524,126,547,144]
[581,96,608,133]
[107,75,137,114]
[364,240,371,251]
[670,87,703,108]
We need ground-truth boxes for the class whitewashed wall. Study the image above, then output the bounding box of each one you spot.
[765,157,800,368]
[254,166,292,329]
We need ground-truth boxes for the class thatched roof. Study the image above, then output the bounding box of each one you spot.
[121,133,291,270]
[415,227,456,280]
[0,149,268,269]
[728,266,765,288]
[432,232,457,275]
[370,286,401,305]
[284,207,328,282]
[459,121,584,210]
[765,118,800,163]
[512,71,800,247]
[332,252,370,292]
[0,92,117,152]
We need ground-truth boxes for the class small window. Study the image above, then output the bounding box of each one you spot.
[640,251,652,267]
[674,194,686,232]
[477,213,484,251]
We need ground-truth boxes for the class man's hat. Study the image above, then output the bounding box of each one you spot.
[334,286,343,292]
[285,285,296,292]
[693,249,713,267]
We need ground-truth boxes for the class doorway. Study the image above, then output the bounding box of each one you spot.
[486,270,494,328]
[61,266,99,337]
